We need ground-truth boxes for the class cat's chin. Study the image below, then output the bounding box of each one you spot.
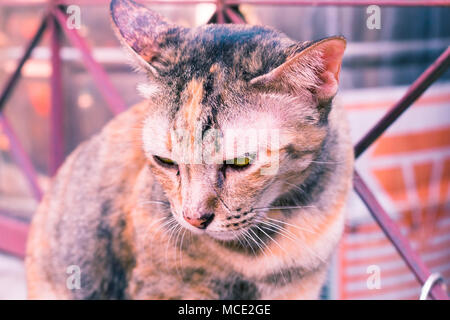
[205,230,242,241]
[181,226,238,241]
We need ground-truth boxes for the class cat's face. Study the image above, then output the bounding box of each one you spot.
[111,0,345,240]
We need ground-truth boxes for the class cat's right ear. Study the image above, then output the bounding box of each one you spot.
[250,37,346,103]
[110,0,181,75]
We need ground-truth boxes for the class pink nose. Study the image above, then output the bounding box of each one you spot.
[183,212,215,229]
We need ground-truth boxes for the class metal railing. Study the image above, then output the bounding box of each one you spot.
[0,0,448,300]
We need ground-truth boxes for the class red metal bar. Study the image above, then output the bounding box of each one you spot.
[0,18,47,113]
[49,14,65,175]
[52,7,127,115]
[355,47,450,158]
[224,6,246,24]
[216,0,226,24]
[0,17,46,201]
[0,213,29,258]
[353,171,448,300]
[0,117,43,201]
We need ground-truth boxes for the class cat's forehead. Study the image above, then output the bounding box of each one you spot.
[170,77,283,139]
[155,24,295,86]
[142,76,288,161]
[144,25,298,125]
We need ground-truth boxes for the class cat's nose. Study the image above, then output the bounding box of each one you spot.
[183,212,215,229]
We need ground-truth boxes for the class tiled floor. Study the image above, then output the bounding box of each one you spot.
[0,253,27,299]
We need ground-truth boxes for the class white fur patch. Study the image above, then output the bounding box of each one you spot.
[137,82,161,99]
[142,115,171,159]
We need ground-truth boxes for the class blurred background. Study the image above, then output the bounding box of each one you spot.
[0,0,449,299]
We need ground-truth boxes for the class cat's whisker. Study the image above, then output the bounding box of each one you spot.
[255,219,301,250]
[243,232,257,258]
[147,216,170,239]
[255,225,288,255]
[164,222,181,269]
[309,160,344,165]
[254,224,290,286]
[257,223,300,286]
[256,220,299,243]
[254,214,317,237]
[252,205,316,211]
[248,228,288,287]
[158,219,178,237]
[284,181,307,194]
[256,219,297,240]
[174,225,184,277]
[139,200,170,207]
[162,219,178,243]
[147,215,168,227]
[149,216,176,240]
[241,229,258,258]
[173,225,184,268]
[265,217,318,234]
[147,217,175,255]
[172,224,183,272]
[247,228,269,259]
[179,228,188,272]
[232,230,248,253]
[282,181,316,205]
[257,218,304,238]
[144,215,170,245]
[256,220,326,265]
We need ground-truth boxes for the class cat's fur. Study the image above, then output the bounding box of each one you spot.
[26,0,353,299]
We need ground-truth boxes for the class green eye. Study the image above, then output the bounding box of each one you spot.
[154,155,177,167]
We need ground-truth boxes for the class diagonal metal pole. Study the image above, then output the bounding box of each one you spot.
[353,171,448,300]
[0,18,47,113]
[52,7,127,115]
[0,212,29,258]
[224,5,246,24]
[0,17,47,202]
[352,48,450,300]
[355,47,450,158]
[49,12,65,176]
[0,117,43,201]
[208,2,245,24]
[217,0,226,24]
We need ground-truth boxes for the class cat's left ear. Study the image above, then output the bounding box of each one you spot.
[110,0,182,75]
[250,36,346,102]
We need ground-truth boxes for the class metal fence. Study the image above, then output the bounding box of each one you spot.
[0,0,448,300]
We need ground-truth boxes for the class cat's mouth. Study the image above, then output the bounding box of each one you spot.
[172,208,265,242]
[206,224,259,241]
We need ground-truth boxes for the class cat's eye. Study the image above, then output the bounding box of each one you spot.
[225,156,253,169]
[153,155,177,167]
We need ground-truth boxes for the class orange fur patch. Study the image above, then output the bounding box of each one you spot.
[183,79,204,151]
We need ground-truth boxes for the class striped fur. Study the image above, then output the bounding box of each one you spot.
[26,0,353,299]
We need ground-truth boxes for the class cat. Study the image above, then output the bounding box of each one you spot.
[25,0,353,299]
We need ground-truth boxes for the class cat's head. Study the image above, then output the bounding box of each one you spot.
[111,0,346,240]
